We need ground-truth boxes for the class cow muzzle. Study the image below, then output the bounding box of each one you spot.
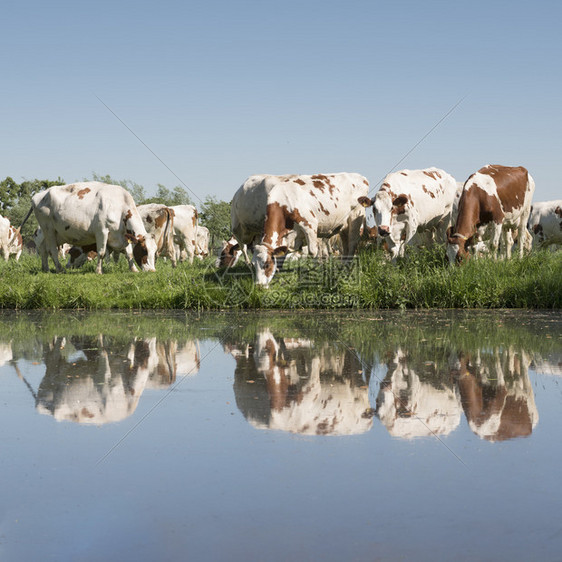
[378,226,390,237]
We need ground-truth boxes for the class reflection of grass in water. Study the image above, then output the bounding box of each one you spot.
[2,309,559,368]
[0,247,560,309]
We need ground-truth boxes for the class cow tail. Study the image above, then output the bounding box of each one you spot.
[19,206,34,231]
[163,208,174,256]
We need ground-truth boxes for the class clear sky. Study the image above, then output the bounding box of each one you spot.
[2,0,561,206]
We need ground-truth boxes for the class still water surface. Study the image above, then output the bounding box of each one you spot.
[0,310,561,561]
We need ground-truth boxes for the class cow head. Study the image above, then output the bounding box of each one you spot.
[372,191,410,238]
[216,238,242,268]
[446,227,470,264]
[127,234,157,271]
[252,244,288,287]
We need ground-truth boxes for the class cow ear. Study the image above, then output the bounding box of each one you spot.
[357,196,372,208]
[392,194,409,207]
[272,246,288,257]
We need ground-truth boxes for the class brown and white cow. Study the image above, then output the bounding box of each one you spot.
[527,200,562,250]
[0,217,23,261]
[170,204,198,264]
[7,226,23,261]
[30,182,157,274]
[238,173,369,287]
[453,348,538,442]
[447,165,535,263]
[137,203,177,267]
[229,329,373,436]
[216,236,243,268]
[358,167,458,261]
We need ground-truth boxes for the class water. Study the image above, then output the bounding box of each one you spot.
[0,310,561,561]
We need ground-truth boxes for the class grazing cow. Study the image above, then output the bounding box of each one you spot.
[527,200,562,250]
[240,173,369,287]
[447,165,535,263]
[195,225,210,259]
[34,335,161,424]
[0,215,11,260]
[7,226,23,261]
[375,349,462,439]
[452,348,538,441]
[228,329,373,435]
[137,203,177,267]
[170,204,198,263]
[358,167,458,261]
[216,236,243,268]
[30,182,157,274]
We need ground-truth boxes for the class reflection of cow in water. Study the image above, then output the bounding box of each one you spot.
[451,347,538,441]
[227,329,373,435]
[375,349,462,439]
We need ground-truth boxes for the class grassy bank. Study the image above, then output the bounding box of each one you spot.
[0,248,560,309]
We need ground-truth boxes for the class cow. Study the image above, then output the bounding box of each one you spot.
[452,348,538,441]
[137,203,177,267]
[0,215,11,260]
[216,236,243,268]
[0,217,23,261]
[527,200,562,250]
[30,182,157,274]
[195,225,210,259]
[170,204,198,264]
[228,329,373,436]
[447,165,535,263]
[358,167,458,261]
[241,173,369,287]
[375,349,462,439]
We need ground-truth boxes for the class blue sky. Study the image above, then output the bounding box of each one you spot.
[2,0,561,204]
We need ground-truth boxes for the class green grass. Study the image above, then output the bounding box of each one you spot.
[0,247,560,309]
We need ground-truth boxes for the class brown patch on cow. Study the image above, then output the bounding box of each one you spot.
[421,185,436,199]
[363,179,369,187]
[263,255,275,279]
[381,183,391,189]
[123,210,133,223]
[555,206,562,219]
[312,180,325,190]
[423,170,441,180]
[146,214,153,223]
[318,201,330,216]
[294,178,306,186]
[400,172,407,176]
[81,408,95,419]
[478,165,529,213]
[154,209,168,229]
[309,190,317,198]
[76,187,91,199]
[311,174,336,194]
[262,202,312,246]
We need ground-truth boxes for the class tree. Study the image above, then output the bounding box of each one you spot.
[142,183,195,207]
[0,176,65,239]
[199,196,231,248]
[89,172,146,204]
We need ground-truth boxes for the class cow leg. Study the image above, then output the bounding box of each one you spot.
[0,246,8,261]
[490,224,502,259]
[344,210,365,256]
[95,232,109,274]
[45,235,64,272]
[124,244,139,272]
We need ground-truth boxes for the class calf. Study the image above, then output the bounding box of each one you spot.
[447,165,535,263]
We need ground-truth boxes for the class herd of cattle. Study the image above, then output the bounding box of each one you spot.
[0,163,560,287]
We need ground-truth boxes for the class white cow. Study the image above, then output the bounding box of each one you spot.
[195,225,210,259]
[170,204,198,264]
[527,200,562,250]
[238,173,368,287]
[359,167,458,261]
[7,225,23,261]
[0,215,11,260]
[30,182,157,274]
